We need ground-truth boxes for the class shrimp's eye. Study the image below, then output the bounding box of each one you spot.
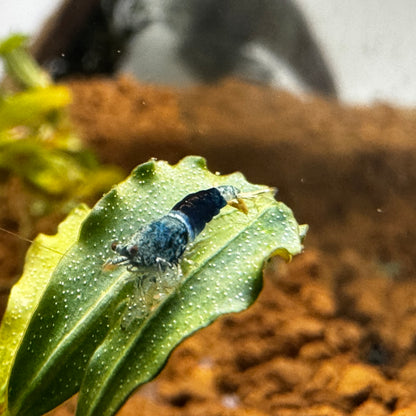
[128,245,139,256]
[111,241,118,251]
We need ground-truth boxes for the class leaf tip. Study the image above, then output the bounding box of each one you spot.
[178,155,207,170]
[0,34,27,55]
[132,160,156,181]
[299,224,309,242]
[269,248,293,263]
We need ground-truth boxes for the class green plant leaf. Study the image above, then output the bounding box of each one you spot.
[5,156,307,416]
[0,35,124,210]
[0,138,123,197]
[0,205,89,415]
[0,34,50,88]
[0,86,71,131]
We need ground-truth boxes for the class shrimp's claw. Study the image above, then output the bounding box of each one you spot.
[102,259,118,271]
[228,197,249,214]
[228,187,277,214]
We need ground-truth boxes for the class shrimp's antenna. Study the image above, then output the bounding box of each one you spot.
[0,226,64,256]
[0,226,34,244]
[237,187,277,199]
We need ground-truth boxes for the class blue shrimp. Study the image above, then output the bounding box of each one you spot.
[103,185,248,272]
[103,185,273,324]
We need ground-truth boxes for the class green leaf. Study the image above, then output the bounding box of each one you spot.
[0,86,71,131]
[0,35,27,55]
[0,34,50,88]
[0,138,123,197]
[5,156,307,416]
[0,205,90,415]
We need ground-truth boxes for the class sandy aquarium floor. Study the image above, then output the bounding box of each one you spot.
[2,76,416,415]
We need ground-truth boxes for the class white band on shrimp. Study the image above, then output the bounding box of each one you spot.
[166,210,196,242]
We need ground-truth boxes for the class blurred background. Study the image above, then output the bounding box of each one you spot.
[1,0,416,107]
